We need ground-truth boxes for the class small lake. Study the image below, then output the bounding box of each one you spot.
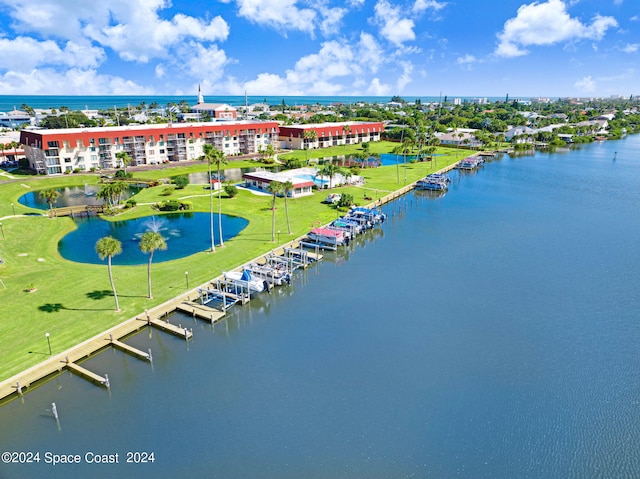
[18,184,141,210]
[58,213,249,265]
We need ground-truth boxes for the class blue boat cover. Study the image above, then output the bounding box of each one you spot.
[240,270,252,281]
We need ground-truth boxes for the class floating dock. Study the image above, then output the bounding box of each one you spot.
[64,361,109,387]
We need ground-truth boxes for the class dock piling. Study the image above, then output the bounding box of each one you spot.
[51,402,58,420]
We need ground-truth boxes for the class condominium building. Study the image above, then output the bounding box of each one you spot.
[20,120,279,175]
[278,121,384,150]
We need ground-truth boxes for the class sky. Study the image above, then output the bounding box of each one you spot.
[0,0,637,98]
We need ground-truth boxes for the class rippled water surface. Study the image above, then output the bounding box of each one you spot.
[1,136,639,479]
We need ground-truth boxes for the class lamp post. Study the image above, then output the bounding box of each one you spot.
[11,203,15,216]
[277,230,280,243]
[185,271,189,290]
[45,333,52,355]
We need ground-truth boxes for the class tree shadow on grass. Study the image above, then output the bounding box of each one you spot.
[39,302,113,312]
[87,289,147,300]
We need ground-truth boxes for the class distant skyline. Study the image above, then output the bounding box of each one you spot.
[0,0,637,98]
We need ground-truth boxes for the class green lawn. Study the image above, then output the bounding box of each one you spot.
[0,148,461,381]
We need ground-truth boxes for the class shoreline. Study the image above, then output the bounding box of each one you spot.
[0,161,459,404]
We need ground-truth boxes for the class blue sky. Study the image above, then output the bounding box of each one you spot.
[0,0,637,98]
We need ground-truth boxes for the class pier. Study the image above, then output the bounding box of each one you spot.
[64,360,109,387]
[0,162,454,403]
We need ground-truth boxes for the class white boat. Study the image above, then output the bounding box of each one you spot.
[223,269,268,292]
[245,263,291,286]
[416,177,448,191]
[307,227,349,246]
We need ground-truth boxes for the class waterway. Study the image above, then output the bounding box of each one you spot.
[1,136,639,478]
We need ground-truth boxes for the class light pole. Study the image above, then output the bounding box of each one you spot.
[45,333,52,355]
[277,230,280,243]
[185,271,189,289]
[11,203,15,216]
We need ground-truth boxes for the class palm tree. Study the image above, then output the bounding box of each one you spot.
[317,162,340,189]
[267,181,283,242]
[200,144,218,252]
[9,141,20,162]
[95,236,123,312]
[281,180,293,234]
[115,151,133,175]
[139,231,167,299]
[303,130,318,162]
[343,124,352,151]
[0,143,5,162]
[203,144,227,247]
[39,188,60,216]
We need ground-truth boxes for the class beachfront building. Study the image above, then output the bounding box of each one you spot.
[20,120,279,175]
[278,121,384,150]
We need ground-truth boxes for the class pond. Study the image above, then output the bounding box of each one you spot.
[187,166,270,184]
[58,212,249,265]
[18,184,142,210]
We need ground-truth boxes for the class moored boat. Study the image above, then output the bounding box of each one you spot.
[223,269,268,292]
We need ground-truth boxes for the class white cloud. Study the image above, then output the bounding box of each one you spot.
[413,0,447,15]
[366,78,391,96]
[622,43,638,53]
[0,37,105,70]
[575,75,596,92]
[495,0,618,58]
[0,68,154,95]
[456,54,477,65]
[396,61,413,91]
[2,0,229,63]
[319,6,348,36]
[233,0,317,36]
[374,0,416,46]
[357,33,385,74]
[347,0,365,6]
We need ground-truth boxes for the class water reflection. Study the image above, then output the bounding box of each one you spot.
[58,213,248,265]
[19,184,141,209]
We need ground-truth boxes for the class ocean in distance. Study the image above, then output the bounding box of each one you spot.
[0,95,504,111]
[1,136,639,479]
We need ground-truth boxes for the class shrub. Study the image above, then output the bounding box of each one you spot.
[173,175,189,189]
[125,198,137,208]
[224,184,238,198]
[160,187,174,196]
[181,200,193,210]
[336,193,354,208]
[158,200,181,211]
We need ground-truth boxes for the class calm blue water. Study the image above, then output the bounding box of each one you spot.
[58,213,249,265]
[18,185,141,209]
[0,95,503,111]
[1,136,639,478]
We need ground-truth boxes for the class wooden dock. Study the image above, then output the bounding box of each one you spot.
[110,338,151,361]
[1,161,462,403]
[65,361,109,387]
[148,318,192,339]
[176,301,226,323]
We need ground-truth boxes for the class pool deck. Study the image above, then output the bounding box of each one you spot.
[0,161,459,404]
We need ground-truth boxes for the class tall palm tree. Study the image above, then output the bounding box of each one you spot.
[204,145,227,247]
[95,236,123,312]
[281,180,293,234]
[115,151,133,175]
[200,144,218,252]
[9,141,20,162]
[267,181,283,242]
[139,231,167,299]
[303,130,318,162]
[39,188,60,216]
[343,124,352,151]
[317,162,340,189]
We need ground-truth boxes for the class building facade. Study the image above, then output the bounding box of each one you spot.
[278,122,384,150]
[20,120,279,175]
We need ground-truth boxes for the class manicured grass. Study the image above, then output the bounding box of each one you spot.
[0,150,462,381]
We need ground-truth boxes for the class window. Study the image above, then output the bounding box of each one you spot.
[47,140,59,148]
[159,149,165,154]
